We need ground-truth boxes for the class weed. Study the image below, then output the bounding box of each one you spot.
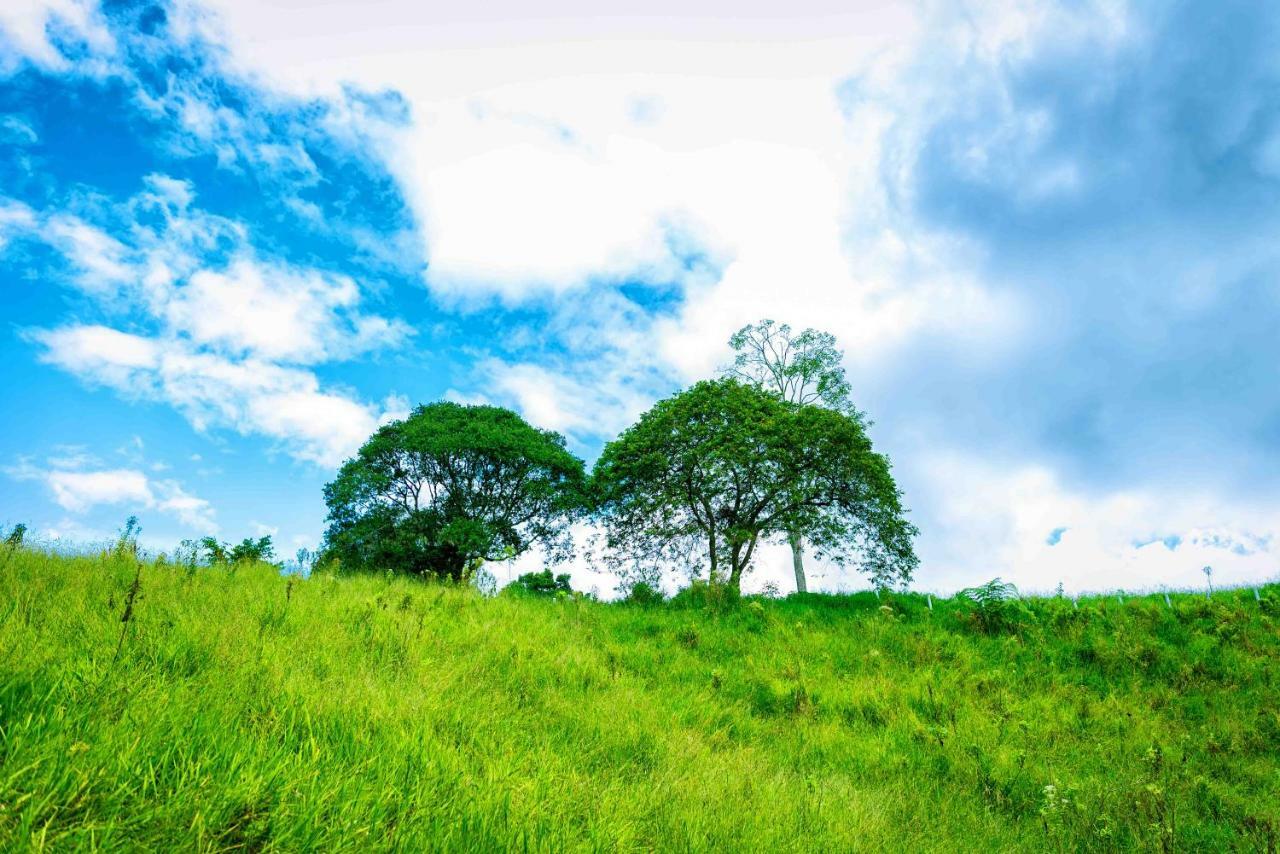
[676,624,700,649]
[111,558,142,665]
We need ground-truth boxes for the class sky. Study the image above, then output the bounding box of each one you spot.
[1,0,1277,596]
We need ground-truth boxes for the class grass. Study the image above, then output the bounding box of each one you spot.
[1,547,1277,851]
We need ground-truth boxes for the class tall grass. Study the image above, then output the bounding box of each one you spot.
[1,547,1277,851]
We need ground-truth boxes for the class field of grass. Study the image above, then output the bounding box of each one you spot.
[1,546,1277,851]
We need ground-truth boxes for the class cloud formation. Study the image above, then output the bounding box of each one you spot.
[8,451,216,531]
[3,0,1278,591]
[1,7,417,469]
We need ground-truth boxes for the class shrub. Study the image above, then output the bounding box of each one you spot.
[675,625,700,648]
[510,569,573,597]
[669,579,739,611]
[622,581,666,606]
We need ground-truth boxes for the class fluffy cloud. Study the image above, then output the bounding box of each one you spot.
[9,455,217,531]
[3,3,420,472]
[32,324,393,466]
[162,258,410,364]
[899,452,1279,594]
[5,169,411,467]
[0,0,114,73]
[46,468,153,512]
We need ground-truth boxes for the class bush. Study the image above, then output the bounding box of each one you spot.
[669,579,739,611]
[622,581,666,606]
[510,569,573,597]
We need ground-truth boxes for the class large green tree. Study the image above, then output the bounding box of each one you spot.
[592,379,916,594]
[723,318,861,593]
[322,402,587,580]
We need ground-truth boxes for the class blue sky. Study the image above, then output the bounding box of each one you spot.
[1,0,1277,594]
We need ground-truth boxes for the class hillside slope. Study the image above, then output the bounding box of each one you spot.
[1,548,1277,851]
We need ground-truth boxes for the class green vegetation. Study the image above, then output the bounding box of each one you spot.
[594,378,916,594]
[508,569,575,598]
[196,535,277,567]
[723,318,862,593]
[322,402,587,581]
[3,547,1277,851]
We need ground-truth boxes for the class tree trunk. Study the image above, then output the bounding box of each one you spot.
[788,530,807,594]
[708,528,719,585]
[728,563,744,594]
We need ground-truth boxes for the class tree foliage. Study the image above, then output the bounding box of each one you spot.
[322,402,587,580]
[725,318,857,415]
[509,569,574,597]
[231,536,276,564]
[592,379,917,593]
[198,535,276,566]
[724,318,864,593]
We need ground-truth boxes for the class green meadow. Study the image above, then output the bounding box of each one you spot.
[1,546,1277,851]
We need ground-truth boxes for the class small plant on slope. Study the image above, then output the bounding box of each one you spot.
[957,577,1028,634]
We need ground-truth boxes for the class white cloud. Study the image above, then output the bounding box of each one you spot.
[6,187,409,366]
[898,452,1279,594]
[0,198,37,249]
[0,0,115,72]
[29,466,217,531]
[1,114,39,144]
[164,257,410,363]
[45,468,152,512]
[477,356,659,443]
[45,216,134,292]
[153,481,218,530]
[191,0,1013,392]
[30,325,159,389]
[7,446,218,531]
[8,170,412,468]
[33,324,391,466]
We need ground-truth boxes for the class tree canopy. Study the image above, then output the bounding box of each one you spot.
[725,318,857,415]
[592,378,917,593]
[193,535,276,566]
[322,402,587,580]
[723,318,864,593]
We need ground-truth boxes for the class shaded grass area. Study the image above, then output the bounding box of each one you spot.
[1,548,1277,851]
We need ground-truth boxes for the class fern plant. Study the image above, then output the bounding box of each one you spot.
[957,578,1028,634]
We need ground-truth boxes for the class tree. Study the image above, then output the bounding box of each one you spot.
[723,318,859,593]
[592,379,916,595]
[230,536,275,564]
[198,536,228,565]
[322,402,587,581]
[197,535,276,566]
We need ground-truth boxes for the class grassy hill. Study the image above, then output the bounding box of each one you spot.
[1,547,1277,851]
